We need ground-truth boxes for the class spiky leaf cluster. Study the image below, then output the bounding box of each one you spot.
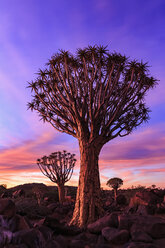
[37,150,76,184]
[28,45,157,146]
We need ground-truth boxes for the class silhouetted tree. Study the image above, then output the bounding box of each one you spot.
[28,45,157,227]
[107,177,123,201]
[151,184,156,189]
[37,150,76,203]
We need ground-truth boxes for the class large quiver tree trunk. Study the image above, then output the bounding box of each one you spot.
[70,140,104,227]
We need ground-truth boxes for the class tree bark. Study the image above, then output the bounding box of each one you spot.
[57,183,65,204]
[70,140,104,227]
[114,188,117,202]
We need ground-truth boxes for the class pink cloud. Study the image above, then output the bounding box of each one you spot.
[0,122,165,189]
[0,131,79,187]
[99,124,165,188]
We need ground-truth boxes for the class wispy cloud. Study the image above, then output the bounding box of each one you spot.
[99,124,165,188]
[0,124,165,188]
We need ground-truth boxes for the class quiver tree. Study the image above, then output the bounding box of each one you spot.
[37,150,76,203]
[107,177,123,202]
[28,45,157,227]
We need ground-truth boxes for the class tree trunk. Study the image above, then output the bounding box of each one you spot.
[70,140,104,227]
[57,183,65,204]
[114,188,117,202]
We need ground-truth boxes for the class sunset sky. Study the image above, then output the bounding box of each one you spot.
[0,0,165,189]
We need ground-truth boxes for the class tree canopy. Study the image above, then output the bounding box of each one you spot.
[27,45,157,147]
[107,177,123,189]
[37,150,76,185]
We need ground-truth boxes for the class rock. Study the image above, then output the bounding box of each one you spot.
[47,203,58,211]
[119,213,165,240]
[55,235,67,248]
[0,191,12,198]
[50,212,64,222]
[37,225,53,241]
[126,242,157,248]
[95,244,111,248]
[55,205,72,215]
[46,240,62,248]
[118,214,137,230]
[96,234,106,246]
[9,215,32,232]
[156,202,165,214]
[3,244,28,248]
[0,199,15,218]
[0,229,13,247]
[43,196,49,202]
[136,205,148,215]
[153,238,165,247]
[105,199,112,207]
[87,213,118,234]
[12,229,46,248]
[69,239,87,248]
[131,230,153,243]
[12,189,25,198]
[116,194,127,205]
[102,227,129,244]
[129,191,160,208]
[42,216,82,235]
[147,222,165,239]
[74,232,97,243]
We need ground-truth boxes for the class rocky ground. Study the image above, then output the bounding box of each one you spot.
[0,183,165,248]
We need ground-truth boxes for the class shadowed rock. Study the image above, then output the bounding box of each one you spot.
[87,213,118,234]
[102,226,129,244]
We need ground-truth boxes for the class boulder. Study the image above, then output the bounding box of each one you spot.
[118,214,138,230]
[74,232,97,243]
[105,199,112,207]
[69,239,87,248]
[131,230,153,243]
[129,191,160,208]
[47,203,58,211]
[0,191,12,198]
[0,199,15,218]
[55,235,67,248]
[5,244,28,248]
[136,205,148,215]
[126,242,157,248]
[116,194,127,205]
[87,213,118,234]
[102,227,129,244]
[153,238,165,247]
[36,225,53,242]
[147,222,165,239]
[41,216,82,235]
[0,229,13,248]
[46,240,62,248]
[12,229,46,248]
[96,234,106,247]
[156,202,165,214]
[9,215,32,232]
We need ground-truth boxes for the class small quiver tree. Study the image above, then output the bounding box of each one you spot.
[37,150,76,204]
[107,177,123,202]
